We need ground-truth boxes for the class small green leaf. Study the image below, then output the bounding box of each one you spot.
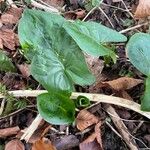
[141,77,150,111]
[126,33,150,77]
[0,50,16,72]
[75,95,90,108]
[37,92,75,125]
[63,21,126,62]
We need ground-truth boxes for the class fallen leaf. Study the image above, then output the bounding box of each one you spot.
[76,109,99,131]
[0,126,20,138]
[42,0,64,7]
[80,138,102,150]
[102,77,143,91]
[54,135,79,150]
[17,64,30,78]
[134,0,150,18]
[29,124,51,143]
[95,122,103,148]
[0,38,3,49]
[64,9,86,20]
[120,90,133,100]
[5,139,25,150]
[1,7,22,24]
[32,138,56,150]
[85,55,104,83]
[0,28,18,50]
[79,121,103,150]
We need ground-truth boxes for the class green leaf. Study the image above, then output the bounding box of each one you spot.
[75,95,90,108]
[18,9,95,94]
[63,21,126,62]
[126,33,150,77]
[141,77,150,111]
[37,92,75,125]
[0,50,16,72]
[18,9,65,60]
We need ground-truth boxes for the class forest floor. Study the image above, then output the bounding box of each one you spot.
[0,0,150,149]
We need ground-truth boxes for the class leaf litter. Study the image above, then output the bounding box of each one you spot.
[0,0,150,149]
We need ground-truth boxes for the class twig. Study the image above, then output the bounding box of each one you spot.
[0,90,150,142]
[98,7,114,28]
[121,0,134,18]
[132,121,144,134]
[21,114,43,141]
[105,121,122,138]
[82,6,97,21]
[7,0,17,8]
[106,105,138,150]
[0,90,150,120]
[0,105,35,120]
[30,0,60,14]
[101,2,131,12]
[119,22,149,33]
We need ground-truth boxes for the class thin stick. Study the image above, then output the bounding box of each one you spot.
[119,22,149,33]
[98,7,114,28]
[106,105,138,150]
[105,121,122,138]
[0,90,150,119]
[82,6,97,21]
[21,114,43,141]
[7,0,17,8]
[101,2,130,12]
[9,90,149,142]
[121,0,134,18]
[30,0,59,13]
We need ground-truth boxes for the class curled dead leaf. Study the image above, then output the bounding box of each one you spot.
[1,7,22,24]
[64,9,86,20]
[76,109,99,131]
[42,0,64,7]
[102,77,143,91]
[5,139,25,150]
[85,55,104,83]
[17,64,30,78]
[134,0,150,18]
[32,138,56,150]
[79,121,103,150]
[0,28,18,50]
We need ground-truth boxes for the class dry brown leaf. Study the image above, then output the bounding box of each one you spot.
[79,121,103,150]
[120,90,133,100]
[1,7,22,24]
[95,122,103,148]
[76,109,99,131]
[134,0,150,18]
[42,0,64,7]
[80,137,101,150]
[0,28,18,50]
[85,55,104,83]
[17,64,31,78]
[0,38,3,49]
[5,139,25,150]
[64,9,86,20]
[32,138,56,150]
[54,135,79,150]
[102,77,143,91]
[0,126,20,138]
